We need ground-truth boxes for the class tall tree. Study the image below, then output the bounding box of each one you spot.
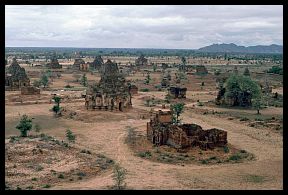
[170,103,185,125]
[16,114,33,137]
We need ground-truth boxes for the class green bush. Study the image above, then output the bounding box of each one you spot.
[43,184,51,188]
[223,146,230,153]
[138,151,152,158]
[228,154,242,161]
[58,174,64,179]
[66,129,76,142]
[16,114,33,137]
[140,88,149,92]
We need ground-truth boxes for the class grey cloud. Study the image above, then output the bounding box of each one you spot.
[5,5,283,49]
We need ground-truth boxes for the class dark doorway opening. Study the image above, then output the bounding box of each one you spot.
[119,102,123,111]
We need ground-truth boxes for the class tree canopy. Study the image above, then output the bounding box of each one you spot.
[224,74,261,105]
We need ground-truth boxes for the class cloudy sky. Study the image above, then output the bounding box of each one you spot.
[5,5,283,49]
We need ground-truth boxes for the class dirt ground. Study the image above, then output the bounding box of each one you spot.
[5,62,283,190]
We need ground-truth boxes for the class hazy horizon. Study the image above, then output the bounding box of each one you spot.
[5,5,283,49]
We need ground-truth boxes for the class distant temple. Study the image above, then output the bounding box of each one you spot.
[135,54,148,66]
[46,57,62,69]
[85,59,132,111]
[73,58,85,70]
[5,58,30,90]
[89,55,104,71]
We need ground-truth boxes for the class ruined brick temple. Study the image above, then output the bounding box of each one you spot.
[73,58,86,70]
[21,86,40,95]
[5,58,30,90]
[168,86,187,98]
[147,110,227,150]
[85,59,132,111]
[135,54,148,66]
[89,55,104,71]
[46,57,62,69]
[196,65,208,75]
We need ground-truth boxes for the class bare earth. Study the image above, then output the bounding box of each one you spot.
[5,90,283,189]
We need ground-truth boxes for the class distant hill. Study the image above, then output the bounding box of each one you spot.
[198,43,283,54]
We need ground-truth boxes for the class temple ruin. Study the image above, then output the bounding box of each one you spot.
[168,86,187,98]
[5,58,30,90]
[73,58,86,70]
[85,59,132,111]
[89,55,104,71]
[21,86,40,95]
[147,110,228,150]
[135,54,148,66]
[46,57,62,69]
[195,65,208,75]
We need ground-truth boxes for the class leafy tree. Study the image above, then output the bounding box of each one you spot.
[252,97,263,115]
[181,56,186,65]
[145,72,151,84]
[40,74,49,88]
[81,74,88,87]
[52,96,61,116]
[16,114,33,137]
[112,163,127,190]
[152,63,157,72]
[66,129,76,142]
[170,103,185,125]
[224,74,261,106]
[53,96,61,107]
[52,105,60,115]
[267,66,283,75]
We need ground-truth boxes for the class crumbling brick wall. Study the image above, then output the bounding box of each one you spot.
[21,86,40,95]
[147,110,228,150]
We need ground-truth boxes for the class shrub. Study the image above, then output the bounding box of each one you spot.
[112,164,127,190]
[138,151,152,158]
[197,102,204,106]
[16,114,33,137]
[245,175,265,183]
[43,184,51,188]
[31,178,37,181]
[228,154,242,161]
[240,117,249,121]
[140,88,149,92]
[65,84,73,88]
[223,146,230,153]
[58,174,64,179]
[201,159,208,164]
[66,129,76,142]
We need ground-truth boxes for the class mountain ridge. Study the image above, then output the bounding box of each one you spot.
[198,43,283,54]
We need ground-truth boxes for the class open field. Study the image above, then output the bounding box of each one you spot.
[5,56,283,190]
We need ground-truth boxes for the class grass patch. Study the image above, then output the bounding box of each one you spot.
[43,184,51,188]
[140,88,149,92]
[137,151,152,158]
[244,175,266,183]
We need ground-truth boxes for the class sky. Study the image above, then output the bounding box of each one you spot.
[5,5,283,49]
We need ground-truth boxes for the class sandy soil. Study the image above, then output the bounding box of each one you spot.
[5,63,283,190]
[5,91,283,189]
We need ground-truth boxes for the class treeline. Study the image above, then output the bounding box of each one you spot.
[5,47,283,61]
